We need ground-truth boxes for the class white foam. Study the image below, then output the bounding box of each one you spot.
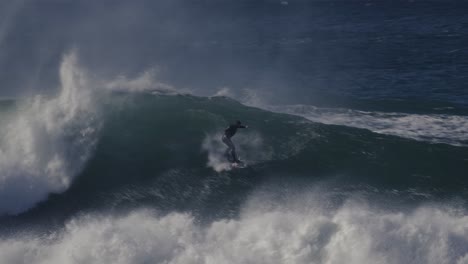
[268,104,468,146]
[202,132,272,172]
[1,194,467,264]
[213,87,233,98]
[211,88,270,108]
[202,133,233,172]
[0,52,100,215]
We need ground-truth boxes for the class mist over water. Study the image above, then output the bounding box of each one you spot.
[2,1,467,106]
[1,1,468,263]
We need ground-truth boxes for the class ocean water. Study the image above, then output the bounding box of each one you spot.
[1,1,468,264]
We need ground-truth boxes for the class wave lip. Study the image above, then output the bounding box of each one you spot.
[0,53,100,215]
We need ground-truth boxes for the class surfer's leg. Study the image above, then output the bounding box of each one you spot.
[222,135,235,161]
[228,140,239,161]
[230,144,238,161]
[224,137,239,162]
[225,147,233,161]
[231,148,240,162]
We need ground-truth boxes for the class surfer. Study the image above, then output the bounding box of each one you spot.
[222,120,247,163]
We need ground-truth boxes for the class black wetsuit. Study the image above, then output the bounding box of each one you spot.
[224,124,247,138]
[222,123,247,162]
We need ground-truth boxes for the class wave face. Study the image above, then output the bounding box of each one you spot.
[1,69,468,263]
[8,92,463,217]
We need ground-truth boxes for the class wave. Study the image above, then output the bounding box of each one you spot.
[267,104,468,147]
[1,89,468,217]
[1,190,468,264]
[0,53,467,219]
[0,53,467,264]
[0,93,464,221]
[0,53,100,215]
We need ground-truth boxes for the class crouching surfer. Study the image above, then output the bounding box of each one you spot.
[222,120,247,163]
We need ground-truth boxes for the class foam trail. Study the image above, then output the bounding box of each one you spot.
[0,52,100,215]
[1,196,467,264]
[268,105,468,146]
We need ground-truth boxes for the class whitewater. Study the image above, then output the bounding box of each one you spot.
[0,52,467,264]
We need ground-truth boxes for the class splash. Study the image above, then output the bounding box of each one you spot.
[0,52,100,215]
[202,131,272,172]
[104,68,191,95]
[202,133,233,172]
[1,196,467,264]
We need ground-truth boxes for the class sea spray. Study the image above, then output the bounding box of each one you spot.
[202,133,233,172]
[202,131,272,172]
[0,52,100,215]
[1,193,467,264]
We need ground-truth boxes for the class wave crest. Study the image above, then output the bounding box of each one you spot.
[0,52,100,215]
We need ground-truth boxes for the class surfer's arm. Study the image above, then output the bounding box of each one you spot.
[239,125,247,129]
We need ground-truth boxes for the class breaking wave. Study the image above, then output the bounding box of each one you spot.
[0,53,100,214]
[1,191,468,264]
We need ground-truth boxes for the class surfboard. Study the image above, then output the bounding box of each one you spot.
[225,153,247,169]
[230,158,247,169]
[231,163,246,169]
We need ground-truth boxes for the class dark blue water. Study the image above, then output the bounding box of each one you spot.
[2,1,468,109]
[176,1,468,109]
